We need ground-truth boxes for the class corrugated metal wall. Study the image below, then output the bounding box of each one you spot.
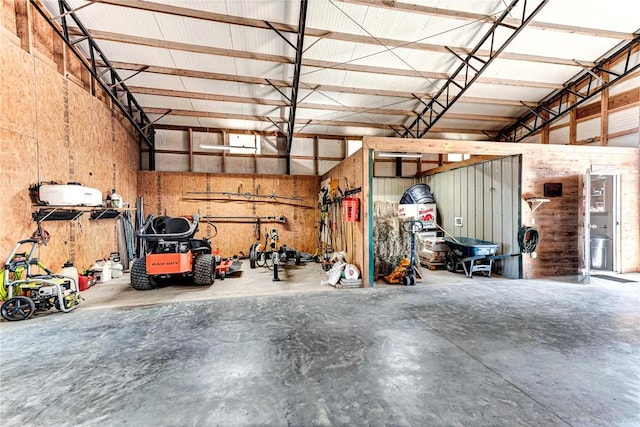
[424,156,521,279]
[372,177,419,201]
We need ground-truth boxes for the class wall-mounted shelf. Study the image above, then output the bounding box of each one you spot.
[32,206,133,223]
[526,198,550,212]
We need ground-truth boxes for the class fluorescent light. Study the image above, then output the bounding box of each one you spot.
[200,144,256,153]
[376,152,422,159]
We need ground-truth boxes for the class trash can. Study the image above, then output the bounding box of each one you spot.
[590,234,611,270]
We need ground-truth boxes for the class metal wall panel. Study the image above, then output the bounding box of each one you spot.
[423,156,521,279]
[372,177,418,202]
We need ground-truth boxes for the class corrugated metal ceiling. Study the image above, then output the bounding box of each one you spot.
[41,0,640,141]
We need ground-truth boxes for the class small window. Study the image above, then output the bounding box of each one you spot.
[229,133,260,154]
[347,139,362,157]
[447,153,470,162]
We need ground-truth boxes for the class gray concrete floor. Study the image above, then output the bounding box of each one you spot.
[1,262,639,426]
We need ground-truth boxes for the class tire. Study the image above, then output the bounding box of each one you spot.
[249,243,258,269]
[445,252,457,272]
[402,275,415,286]
[194,254,215,286]
[1,297,35,321]
[295,250,301,265]
[131,257,157,290]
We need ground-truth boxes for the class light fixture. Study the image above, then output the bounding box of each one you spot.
[200,144,256,153]
[375,152,422,159]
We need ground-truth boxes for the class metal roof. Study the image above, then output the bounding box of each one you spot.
[40,0,640,141]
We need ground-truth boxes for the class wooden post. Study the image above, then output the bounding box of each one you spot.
[188,128,193,172]
[313,136,319,175]
[541,110,550,144]
[569,90,577,145]
[600,75,610,146]
[221,129,227,173]
[15,0,32,53]
[253,132,258,174]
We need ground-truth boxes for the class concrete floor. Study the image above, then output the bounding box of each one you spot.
[1,263,639,426]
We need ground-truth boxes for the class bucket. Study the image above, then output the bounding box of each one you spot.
[400,184,435,204]
[342,198,360,222]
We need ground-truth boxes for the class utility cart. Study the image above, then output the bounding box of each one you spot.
[444,236,501,278]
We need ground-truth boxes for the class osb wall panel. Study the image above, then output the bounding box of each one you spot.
[0,15,140,277]
[0,36,36,138]
[1,0,17,38]
[321,150,365,274]
[137,172,320,257]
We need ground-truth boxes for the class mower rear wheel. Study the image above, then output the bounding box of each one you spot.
[131,257,158,290]
[1,297,35,321]
[249,243,258,269]
[194,254,215,286]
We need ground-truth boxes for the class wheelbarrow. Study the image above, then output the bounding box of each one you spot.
[444,236,500,278]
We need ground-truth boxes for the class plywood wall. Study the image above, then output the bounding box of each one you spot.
[320,150,365,275]
[0,4,140,275]
[137,172,320,257]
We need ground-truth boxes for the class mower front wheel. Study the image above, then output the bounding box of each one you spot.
[131,257,158,290]
[194,254,215,286]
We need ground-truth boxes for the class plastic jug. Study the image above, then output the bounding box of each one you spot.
[92,260,112,283]
[110,189,123,208]
[111,262,124,278]
[60,261,79,285]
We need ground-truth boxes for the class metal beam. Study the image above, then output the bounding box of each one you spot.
[402,0,549,138]
[286,0,308,175]
[31,0,154,152]
[497,35,640,142]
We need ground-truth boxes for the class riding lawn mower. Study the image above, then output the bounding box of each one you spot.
[131,213,222,290]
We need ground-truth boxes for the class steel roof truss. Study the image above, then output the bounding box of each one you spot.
[497,35,640,142]
[402,0,549,138]
[34,0,154,150]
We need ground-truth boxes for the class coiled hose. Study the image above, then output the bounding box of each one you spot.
[518,225,539,253]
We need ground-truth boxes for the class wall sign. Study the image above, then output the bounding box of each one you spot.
[544,182,563,197]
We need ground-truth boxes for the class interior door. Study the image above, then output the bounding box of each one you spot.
[581,170,591,284]
[583,169,621,281]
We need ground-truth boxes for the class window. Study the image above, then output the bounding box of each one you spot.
[447,153,470,162]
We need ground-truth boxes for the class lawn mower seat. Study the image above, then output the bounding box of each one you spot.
[165,217,192,238]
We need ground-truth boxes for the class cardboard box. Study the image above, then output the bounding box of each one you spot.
[420,237,450,252]
[419,248,447,263]
[398,203,437,224]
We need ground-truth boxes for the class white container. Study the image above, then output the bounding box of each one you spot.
[110,190,123,208]
[398,203,437,224]
[110,262,124,278]
[59,261,79,287]
[92,260,112,283]
[38,184,103,206]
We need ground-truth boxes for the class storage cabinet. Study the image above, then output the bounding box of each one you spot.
[590,178,607,213]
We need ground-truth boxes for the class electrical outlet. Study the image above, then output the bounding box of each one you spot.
[455,217,463,227]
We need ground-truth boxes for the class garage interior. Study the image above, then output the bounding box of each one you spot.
[1,0,639,425]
